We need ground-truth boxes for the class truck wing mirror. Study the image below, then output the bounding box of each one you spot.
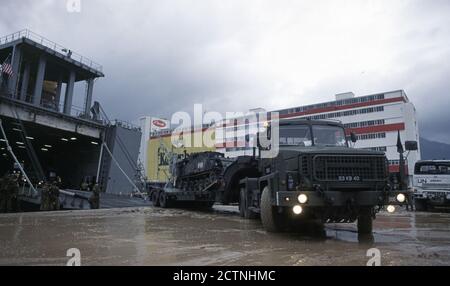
[350,132,358,143]
[405,141,418,151]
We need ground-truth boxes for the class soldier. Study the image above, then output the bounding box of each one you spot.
[0,176,5,213]
[2,174,19,213]
[49,182,60,211]
[40,182,60,211]
[9,175,20,212]
[40,183,50,211]
[89,183,100,209]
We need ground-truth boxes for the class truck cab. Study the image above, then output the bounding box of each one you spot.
[413,160,450,211]
[239,119,409,235]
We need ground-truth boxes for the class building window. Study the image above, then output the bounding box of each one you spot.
[356,132,386,141]
[277,93,386,115]
[303,106,384,120]
[344,119,385,129]
[363,146,387,152]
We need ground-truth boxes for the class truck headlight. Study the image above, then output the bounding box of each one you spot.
[396,193,406,203]
[293,205,303,215]
[387,205,396,213]
[298,194,308,204]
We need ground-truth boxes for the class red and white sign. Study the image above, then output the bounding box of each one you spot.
[153,119,167,128]
[151,118,170,132]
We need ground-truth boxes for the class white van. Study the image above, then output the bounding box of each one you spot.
[413,160,450,211]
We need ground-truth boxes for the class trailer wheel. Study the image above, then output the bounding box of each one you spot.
[159,191,170,208]
[199,201,215,209]
[151,190,160,207]
[357,207,373,235]
[239,189,257,219]
[414,200,427,212]
[260,186,284,232]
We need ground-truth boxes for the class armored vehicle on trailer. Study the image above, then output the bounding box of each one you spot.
[150,152,236,208]
[173,152,234,192]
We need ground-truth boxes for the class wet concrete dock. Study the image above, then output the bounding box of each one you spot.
[0,206,449,266]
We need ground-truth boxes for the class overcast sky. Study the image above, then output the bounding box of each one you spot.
[1,0,449,143]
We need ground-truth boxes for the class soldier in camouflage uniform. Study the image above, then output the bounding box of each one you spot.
[40,183,50,211]
[89,183,100,209]
[0,176,5,213]
[9,174,20,212]
[49,182,60,210]
[40,182,60,211]
[0,174,20,213]
[40,170,61,211]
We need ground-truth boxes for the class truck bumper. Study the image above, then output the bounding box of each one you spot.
[275,190,410,208]
[414,190,450,205]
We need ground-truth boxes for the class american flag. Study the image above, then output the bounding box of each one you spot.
[1,55,13,77]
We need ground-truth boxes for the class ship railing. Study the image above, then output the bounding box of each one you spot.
[0,29,103,72]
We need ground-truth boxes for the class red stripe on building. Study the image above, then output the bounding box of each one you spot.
[345,123,405,135]
[389,165,409,174]
[279,97,405,119]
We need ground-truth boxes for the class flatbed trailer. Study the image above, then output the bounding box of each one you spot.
[149,179,220,208]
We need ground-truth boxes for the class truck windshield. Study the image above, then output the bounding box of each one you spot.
[312,125,348,147]
[415,162,450,175]
[279,125,312,146]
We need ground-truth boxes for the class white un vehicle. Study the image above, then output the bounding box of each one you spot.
[413,160,450,211]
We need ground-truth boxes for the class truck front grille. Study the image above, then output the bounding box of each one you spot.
[313,155,386,182]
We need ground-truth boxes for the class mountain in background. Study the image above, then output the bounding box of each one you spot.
[420,137,450,160]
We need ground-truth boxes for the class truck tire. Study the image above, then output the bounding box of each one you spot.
[415,200,427,212]
[357,207,373,235]
[159,191,170,208]
[239,189,257,219]
[199,201,215,209]
[260,186,284,232]
[151,190,160,207]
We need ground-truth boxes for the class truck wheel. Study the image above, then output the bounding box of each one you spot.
[240,189,258,219]
[260,186,284,232]
[151,190,160,207]
[239,189,246,218]
[200,201,215,209]
[159,191,170,208]
[415,200,427,212]
[357,208,373,235]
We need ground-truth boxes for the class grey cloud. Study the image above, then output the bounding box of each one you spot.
[1,0,450,143]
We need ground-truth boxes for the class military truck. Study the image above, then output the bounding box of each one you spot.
[151,119,410,235]
[238,119,413,234]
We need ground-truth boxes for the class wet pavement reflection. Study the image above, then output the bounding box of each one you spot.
[0,206,449,265]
